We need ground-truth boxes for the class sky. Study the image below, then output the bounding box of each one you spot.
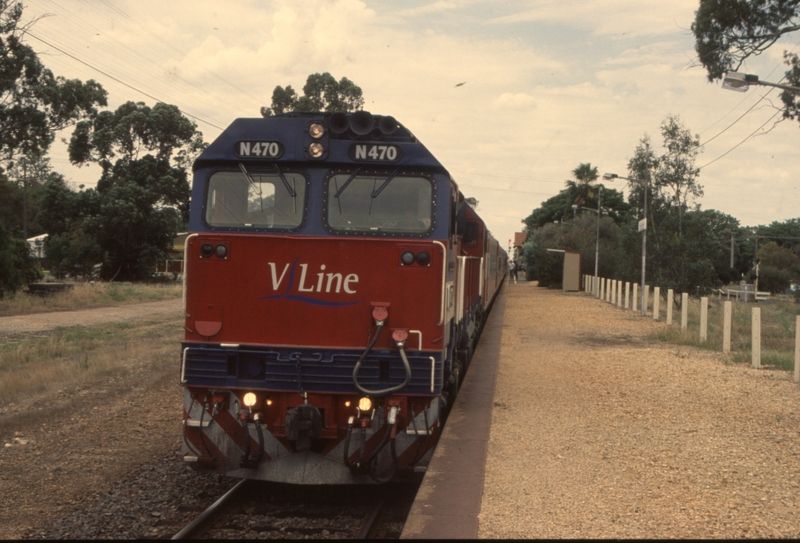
[19,0,800,251]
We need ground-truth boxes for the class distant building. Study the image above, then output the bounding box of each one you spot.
[27,233,47,259]
[512,232,526,261]
[156,232,188,275]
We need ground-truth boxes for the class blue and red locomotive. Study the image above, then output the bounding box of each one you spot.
[180,111,506,484]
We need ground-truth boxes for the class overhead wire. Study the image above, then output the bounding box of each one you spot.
[25,31,225,131]
[22,0,260,128]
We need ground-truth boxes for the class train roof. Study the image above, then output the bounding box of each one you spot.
[194,111,448,172]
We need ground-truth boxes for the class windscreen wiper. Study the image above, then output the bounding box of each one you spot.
[370,169,399,199]
[334,167,361,198]
[273,163,296,197]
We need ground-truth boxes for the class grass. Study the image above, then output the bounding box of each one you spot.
[0,281,182,317]
[648,292,800,371]
[0,317,183,410]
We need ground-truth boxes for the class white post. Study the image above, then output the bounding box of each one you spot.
[681,293,688,331]
[625,282,630,309]
[611,280,616,305]
[794,316,800,383]
[643,285,649,317]
[723,301,732,354]
[666,289,674,325]
[700,296,708,342]
[600,278,604,301]
[632,283,639,312]
[617,281,623,308]
[607,279,612,303]
[653,286,661,321]
[752,306,761,369]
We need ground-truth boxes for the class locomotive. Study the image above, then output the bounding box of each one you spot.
[180,111,506,484]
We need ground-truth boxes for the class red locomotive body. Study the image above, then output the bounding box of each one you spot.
[180,112,506,483]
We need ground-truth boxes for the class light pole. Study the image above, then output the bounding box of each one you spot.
[572,188,604,298]
[722,72,800,95]
[604,172,647,317]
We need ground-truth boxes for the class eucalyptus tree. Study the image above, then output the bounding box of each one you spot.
[261,72,364,117]
[46,101,206,281]
[693,0,800,123]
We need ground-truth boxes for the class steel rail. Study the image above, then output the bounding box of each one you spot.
[357,495,387,539]
[171,478,250,540]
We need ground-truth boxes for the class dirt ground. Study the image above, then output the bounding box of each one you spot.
[0,299,185,540]
[479,283,800,538]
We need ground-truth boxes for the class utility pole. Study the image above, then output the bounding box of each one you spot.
[22,158,28,240]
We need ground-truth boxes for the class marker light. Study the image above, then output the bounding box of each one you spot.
[215,244,228,258]
[416,251,431,266]
[358,397,372,412]
[243,392,257,407]
[344,400,351,407]
[401,251,415,266]
[308,122,325,138]
[308,142,324,158]
[200,243,214,258]
[265,399,273,406]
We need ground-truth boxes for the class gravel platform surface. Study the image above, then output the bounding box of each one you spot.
[478,282,800,538]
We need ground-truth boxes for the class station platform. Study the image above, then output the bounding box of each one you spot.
[400,282,506,538]
[401,281,800,539]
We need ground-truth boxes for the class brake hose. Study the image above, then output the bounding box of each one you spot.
[352,324,412,396]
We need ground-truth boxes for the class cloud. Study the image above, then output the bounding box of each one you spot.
[493,92,537,109]
[487,0,697,37]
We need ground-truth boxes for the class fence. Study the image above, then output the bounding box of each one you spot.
[582,274,800,382]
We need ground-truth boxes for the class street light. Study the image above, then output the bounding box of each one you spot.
[604,172,648,317]
[722,72,800,95]
[572,189,605,298]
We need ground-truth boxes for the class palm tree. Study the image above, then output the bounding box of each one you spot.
[565,163,599,208]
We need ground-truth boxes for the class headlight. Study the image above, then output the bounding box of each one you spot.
[243,392,257,407]
[358,397,372,411]
[308,122,325,138]
[308,142,324,158]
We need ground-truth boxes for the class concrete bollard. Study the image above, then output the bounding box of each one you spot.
[599,278,604,301]
[625,282,630,309]
[700,296,708,342]
[611,280,616,305]
[723,301,732,354]
[666,289,674,325]
[795,316,800,384]
[653,286,661,321]
[643,285,649,317]
[752,306,761,369]
[681,293,688,331]
[632,283,639,312]
[617,281,623,308]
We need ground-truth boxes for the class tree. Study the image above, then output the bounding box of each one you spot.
[692,0,800,126]
[51,101,204,281]
[692,0,800,81]
[0,1,106,294]
[261,72,364,117]
[0,1,107,162]
[757,240,800,293]
[523,161,628,231]
[0,222,41,295]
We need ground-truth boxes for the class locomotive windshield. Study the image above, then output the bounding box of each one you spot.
[205,169,306,230]
[325,173,433,234]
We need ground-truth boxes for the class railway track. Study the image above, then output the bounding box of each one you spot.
[171,479,420,539]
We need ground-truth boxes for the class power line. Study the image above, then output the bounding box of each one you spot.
[698,108,783,170]
[25,31,225,131]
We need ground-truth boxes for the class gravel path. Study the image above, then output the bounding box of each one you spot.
[0,298,183,336]
[479,283,800,538]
